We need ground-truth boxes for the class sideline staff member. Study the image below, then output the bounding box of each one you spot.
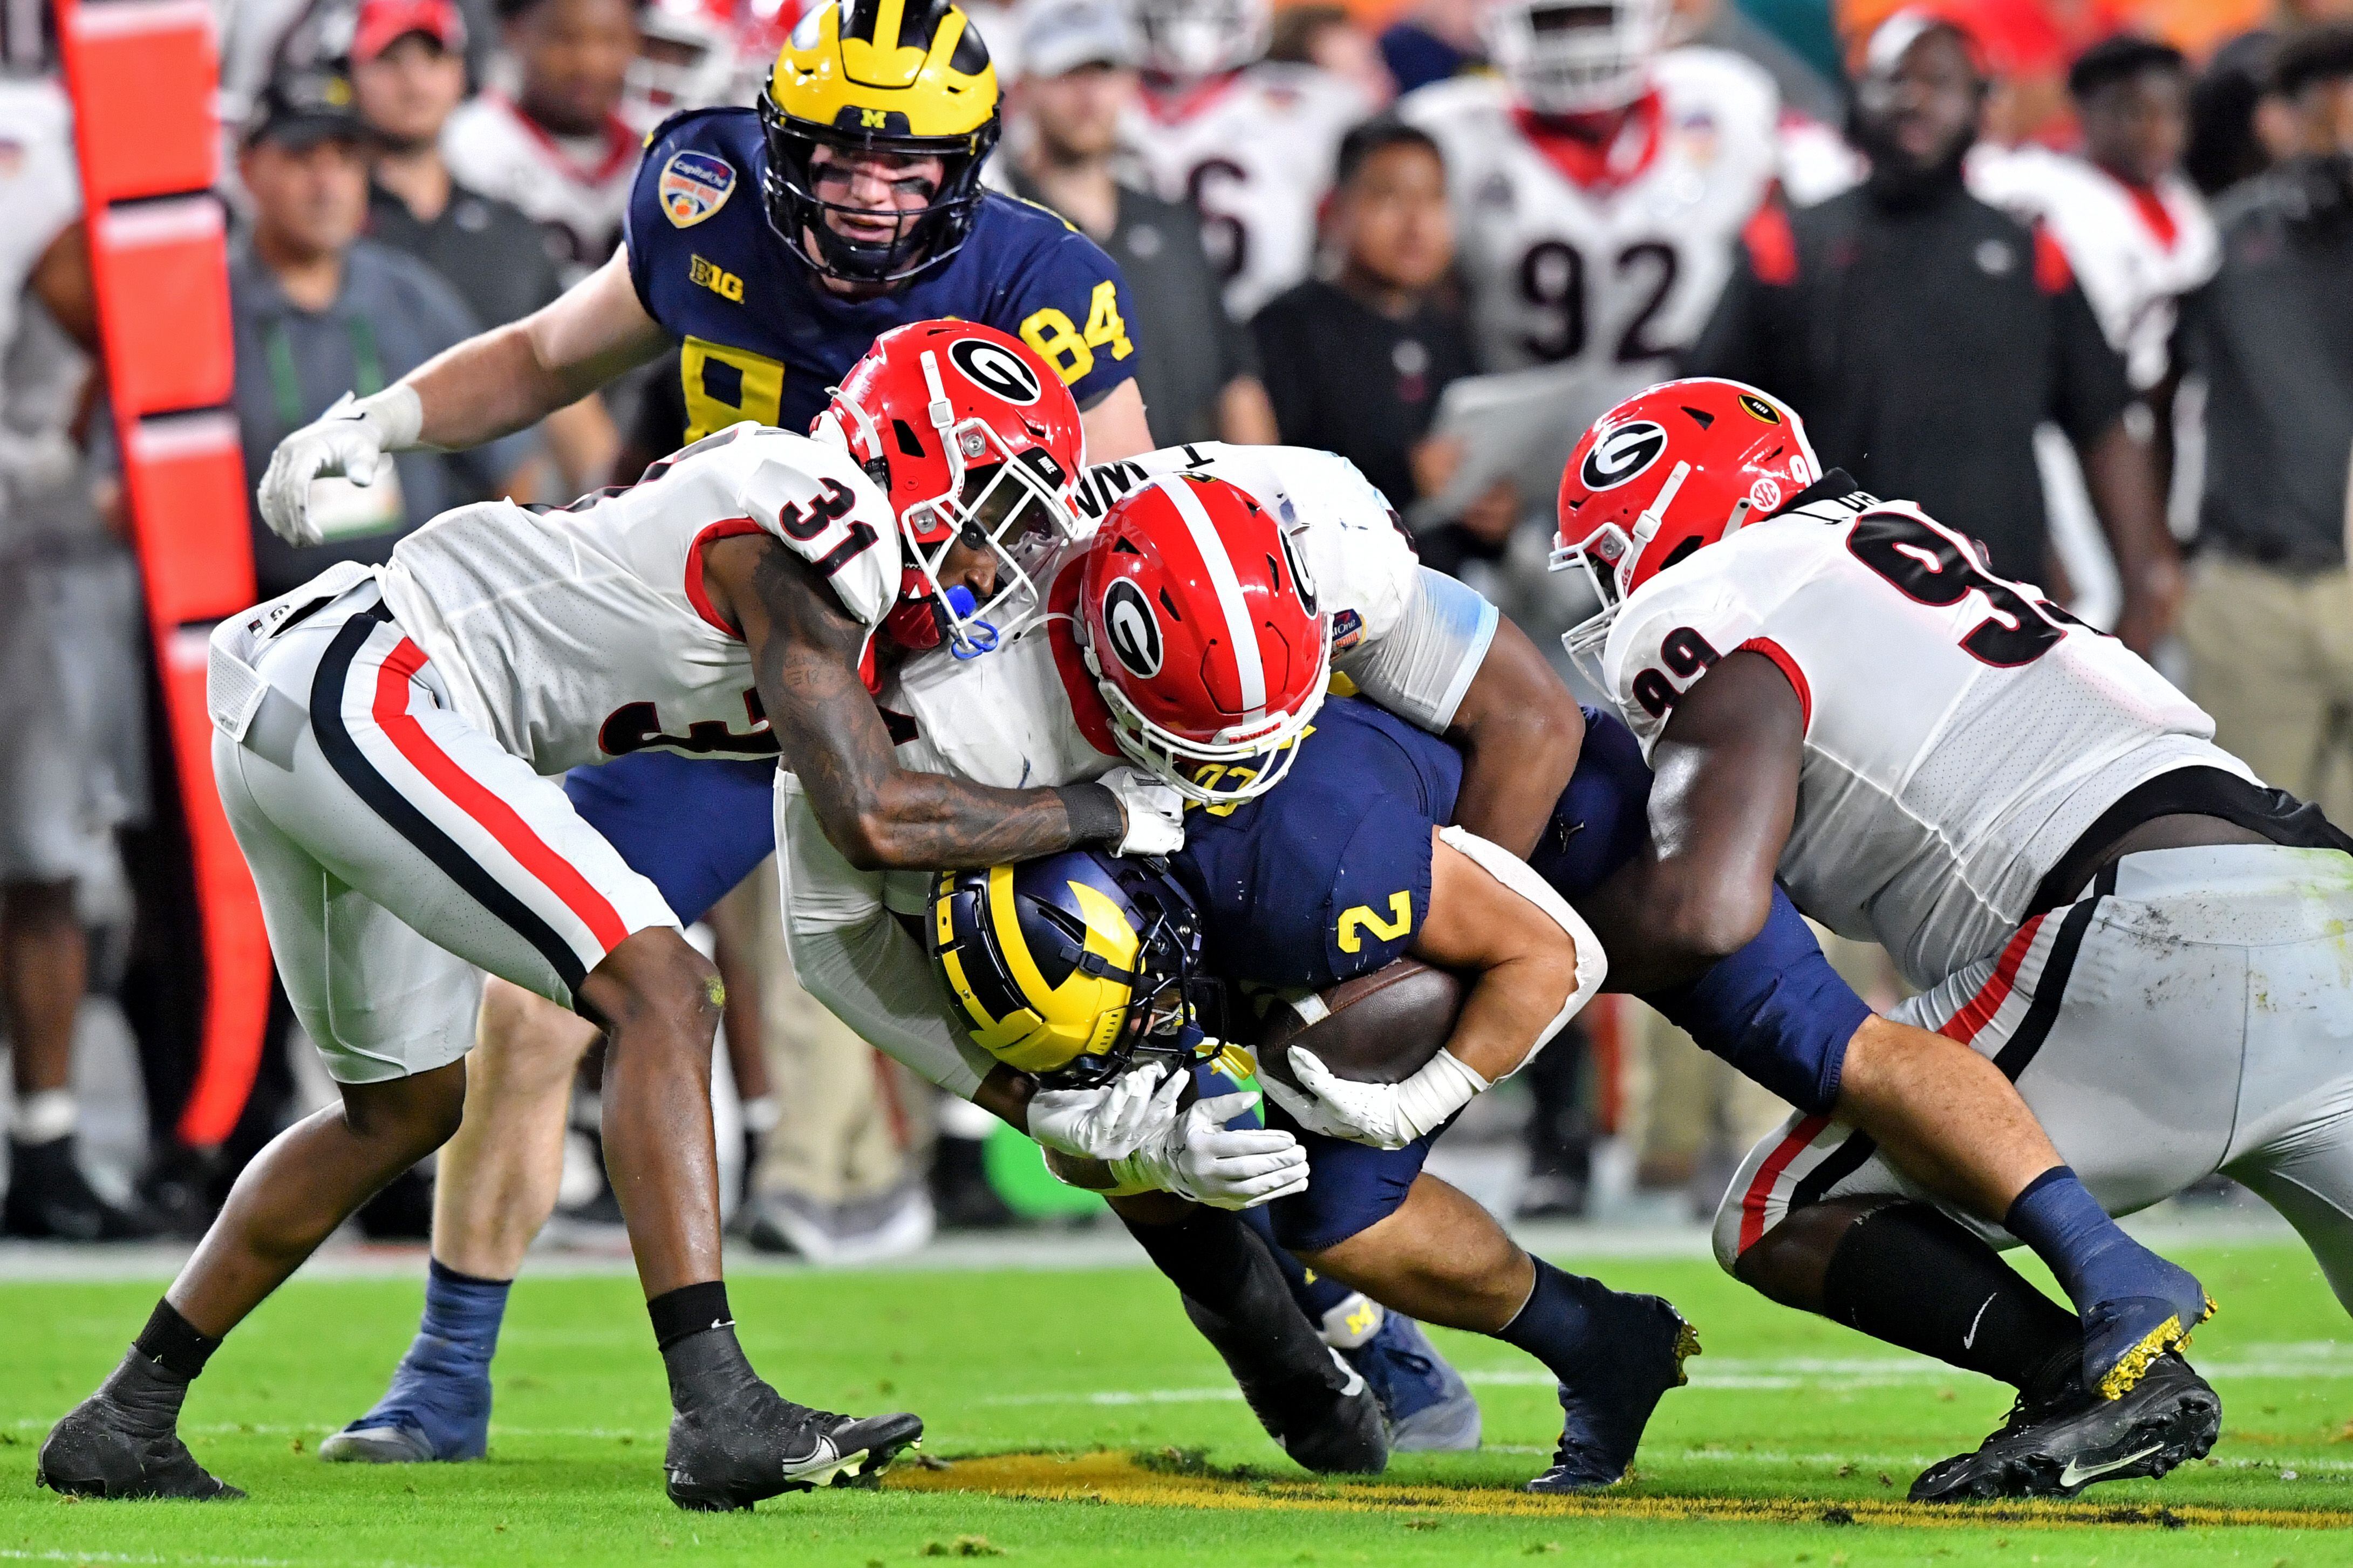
[2176,25,2353,824]
[1684,12,2180,653]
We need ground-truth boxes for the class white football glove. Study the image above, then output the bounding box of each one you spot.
[1098,764,1185,856]
[1113,1090,1308,1209]
[1024,1061,1184,1161]
[257,386,424,547]
[1260,1046,1490,1151]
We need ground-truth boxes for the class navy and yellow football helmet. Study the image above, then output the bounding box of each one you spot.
[759,0,1000,283]
[929,852,1220,1087]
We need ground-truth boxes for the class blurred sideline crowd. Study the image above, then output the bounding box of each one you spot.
[1,0,2350,1256]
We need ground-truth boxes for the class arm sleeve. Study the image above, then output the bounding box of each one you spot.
[1001,227,1141,412]
[1643,885,1866,1115]
[2047,272,2136,447]
[774,774,996,1097]
[1339,566,1501,733]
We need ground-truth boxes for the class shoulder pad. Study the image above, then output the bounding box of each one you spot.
[641,103,753,152]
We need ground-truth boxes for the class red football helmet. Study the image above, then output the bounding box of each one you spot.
[1076,474,1330,804]
[816,320,1086,656]
[1551,377,1821,668]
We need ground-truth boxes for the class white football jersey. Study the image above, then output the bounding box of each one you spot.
[1402,50,1779,400]
[377,423,899,773]
[867,441,1497,910]
[1599,479,2249,989]
[1121,63,1372,319]
[442,93,642,277]
[0,77,79,367]
[1968,145,2218,392]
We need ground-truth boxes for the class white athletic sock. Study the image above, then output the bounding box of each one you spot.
[12,1088,77,1145]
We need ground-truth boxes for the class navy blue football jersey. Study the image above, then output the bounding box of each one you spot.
[625,108,1141,443]
[1170,697,1662,992]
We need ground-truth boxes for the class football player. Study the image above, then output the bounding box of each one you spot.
[1399,0,1780,414]
[323,436,1575,1472]
[821,461,2222,1492]
[443,0,646,276]
[1122,0,1373,317]
[36,325,1186,1509]
[1550,376,2352,1499]
[255,0,1158,1465]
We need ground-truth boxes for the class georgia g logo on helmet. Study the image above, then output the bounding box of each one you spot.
[1101,579,1163,678]
[1579,420,1670,491]
[949,337,1043,405]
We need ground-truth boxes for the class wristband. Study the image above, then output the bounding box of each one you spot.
[1056,782,1124,846]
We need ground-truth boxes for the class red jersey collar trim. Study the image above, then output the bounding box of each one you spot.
[1140,71,1244,126]
[1512,88,1665,195]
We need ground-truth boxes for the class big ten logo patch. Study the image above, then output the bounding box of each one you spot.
[688,255,745,304]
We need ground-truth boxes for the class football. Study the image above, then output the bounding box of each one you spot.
[1252,958,1465,1091]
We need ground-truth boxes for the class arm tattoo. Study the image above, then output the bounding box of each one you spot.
[746,543,1101,868]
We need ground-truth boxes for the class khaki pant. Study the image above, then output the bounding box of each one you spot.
[2181,554,2353,827]
[724,860,917,1206]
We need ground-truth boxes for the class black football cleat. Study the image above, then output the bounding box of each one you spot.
[1525,1293,1699,1494]
[1184,1294,1389,1474]
[38,1387,242,1501]
[2081,1259,2214,1400]
[1909,1351,2220,1502]
[5,1137,157,1241]
[664,1381,922,1511]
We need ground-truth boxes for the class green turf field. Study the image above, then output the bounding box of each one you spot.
[5,1236,2350,1565]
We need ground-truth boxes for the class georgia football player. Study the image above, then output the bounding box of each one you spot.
[1121,0,1373,318]
[35,323,1185,1510]
[1550,376,2353,1501]
[1399,0,1779,413]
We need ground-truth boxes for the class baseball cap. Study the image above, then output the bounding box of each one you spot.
[1020,0,1142,79]
[244,68,365,148]
[352,0,467,64]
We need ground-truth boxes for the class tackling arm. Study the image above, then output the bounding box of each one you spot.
[1576,651,1803,994]
[713,537,1151,870]
[1443,616,1585,857]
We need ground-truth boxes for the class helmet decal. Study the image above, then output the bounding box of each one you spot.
[1737,392,1783,424]
[1101,579,1164,679]
[1748,475,1784,510]
[1579,420,1669,491]
[948,336,1043,404]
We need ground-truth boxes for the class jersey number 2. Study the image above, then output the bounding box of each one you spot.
[1846,511,2072,667]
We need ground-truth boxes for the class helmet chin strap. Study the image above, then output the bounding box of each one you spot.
[919,350,962,494]
[1629,459,1690,557]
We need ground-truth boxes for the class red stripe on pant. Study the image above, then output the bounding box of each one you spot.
[1737,1112,1833,1254]
[1938,914,2047,1046]
[370,638,630,956]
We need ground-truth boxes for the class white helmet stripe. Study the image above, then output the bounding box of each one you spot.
[1151,475,1265,717]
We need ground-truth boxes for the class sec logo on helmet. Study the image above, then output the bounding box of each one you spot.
[1579,420,1668,491]
[659,150,736,228]
[1101,579,1163,678]
[949,337,1043,405]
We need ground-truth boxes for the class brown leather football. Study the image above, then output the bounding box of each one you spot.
[1253,958,1465,1090]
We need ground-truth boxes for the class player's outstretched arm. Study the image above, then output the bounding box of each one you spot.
[258,251,669,545]
[719,538,1175,869]
[1577,651,1803,994]
[1444,615,1585,857]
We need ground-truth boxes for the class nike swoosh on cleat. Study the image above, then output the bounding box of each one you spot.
[1336,1368,1367,1398]
[2059,1442,2163,1489]
[1961,1293,1996,1351]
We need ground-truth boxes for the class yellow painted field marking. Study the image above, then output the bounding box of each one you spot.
[886,1450,2353,1531]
